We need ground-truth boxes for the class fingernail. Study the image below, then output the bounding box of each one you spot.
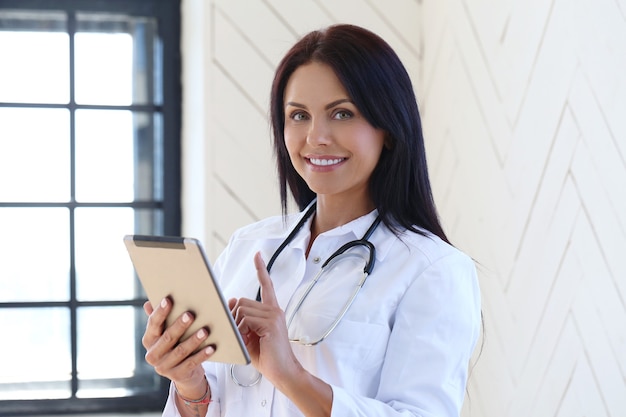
[161,298,168,308]
[182,313,191,323]
[196,329,206,338]
[205,346,215,355]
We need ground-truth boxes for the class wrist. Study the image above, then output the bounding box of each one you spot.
[174,376,211,406]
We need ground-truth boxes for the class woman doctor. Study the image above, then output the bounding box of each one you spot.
[142,24,481,417]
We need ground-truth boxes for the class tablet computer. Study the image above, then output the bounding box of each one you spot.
[124,235,250,365]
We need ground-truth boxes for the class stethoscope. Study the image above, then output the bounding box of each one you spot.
[230,202,382,387]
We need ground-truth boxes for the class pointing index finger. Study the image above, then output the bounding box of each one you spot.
[254,252,278,306]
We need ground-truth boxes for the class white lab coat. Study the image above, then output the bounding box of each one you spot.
[162,209,481,417]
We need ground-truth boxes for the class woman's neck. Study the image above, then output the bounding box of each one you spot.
[304,196,375,258]
[310,195,375,238]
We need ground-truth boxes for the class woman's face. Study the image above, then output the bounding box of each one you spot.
[283,62,385,202]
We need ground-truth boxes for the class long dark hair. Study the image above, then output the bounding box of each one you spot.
[270,24,449,244]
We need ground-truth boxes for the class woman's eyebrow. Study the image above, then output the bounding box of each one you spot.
[285,101,306,109]
[285,98,352,110]
[324,98,352,109]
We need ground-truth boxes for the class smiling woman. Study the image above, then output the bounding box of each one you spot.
[0,0,181,415]
[142,23,481,417]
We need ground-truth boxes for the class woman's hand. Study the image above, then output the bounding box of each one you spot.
[229,252,303,387]
[142,297,215,400]
[230,252,333,416]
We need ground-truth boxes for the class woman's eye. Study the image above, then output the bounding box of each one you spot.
[333,110,353,120]
[290,111,308,121]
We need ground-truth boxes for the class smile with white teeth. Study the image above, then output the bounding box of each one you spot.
[309,157,345,166]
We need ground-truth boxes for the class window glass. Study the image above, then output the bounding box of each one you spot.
[77,306,157,397]
[75,13,159,105]
[0,208,69,302]
[0,108,70,202]
[74,109,134,202]
[74,31,133,105]
[0,11,69,104]
[75,207,142,301]
[0,308,71,400]
[74,110,162,202]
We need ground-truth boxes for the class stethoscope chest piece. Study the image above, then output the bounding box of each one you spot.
[231,363,262,387]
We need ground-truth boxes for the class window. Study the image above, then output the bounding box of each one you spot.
[0,0,180,414]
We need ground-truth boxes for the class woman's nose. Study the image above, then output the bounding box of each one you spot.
[306,118,331,146]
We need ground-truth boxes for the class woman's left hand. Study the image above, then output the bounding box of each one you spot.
[229,252,302,387]
[230,252,333,416]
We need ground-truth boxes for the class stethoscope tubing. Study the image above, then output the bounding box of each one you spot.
[257,203,381,301]
[234,202,382,386]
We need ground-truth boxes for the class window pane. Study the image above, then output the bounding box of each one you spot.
[75,32,132,105]
[77,306,159,398]
[75,13,159,105]
[75,207,136,301]
[0,308,71,400]
[0,208,69,302]
[75,109,133,202]
[0,11,69,104]
[77,306,137,381]
[0,108,70,202]
[75,110,162,202]
[75,207,162,301]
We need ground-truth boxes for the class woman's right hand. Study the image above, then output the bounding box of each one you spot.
[142,297,215,399]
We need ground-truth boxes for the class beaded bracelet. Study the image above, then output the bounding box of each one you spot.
[174,378,211,406]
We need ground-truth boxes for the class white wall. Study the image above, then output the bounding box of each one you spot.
[181,1,626,416]
[421,1,626,416]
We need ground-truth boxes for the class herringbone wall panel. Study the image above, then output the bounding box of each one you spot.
[420,1,626,416]
[181,1,626,416]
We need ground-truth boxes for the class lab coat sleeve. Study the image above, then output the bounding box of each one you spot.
[330,252,481,417]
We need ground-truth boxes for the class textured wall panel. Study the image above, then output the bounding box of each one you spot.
[422,0,626,416]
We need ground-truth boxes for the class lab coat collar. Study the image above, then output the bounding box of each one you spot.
[308,210,395,264]
[236,206,396,264]
[322,210,395,263]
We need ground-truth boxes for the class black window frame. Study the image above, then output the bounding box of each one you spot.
[0,0,181,414]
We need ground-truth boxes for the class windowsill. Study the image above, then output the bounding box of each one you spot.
[31,414,160,417]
